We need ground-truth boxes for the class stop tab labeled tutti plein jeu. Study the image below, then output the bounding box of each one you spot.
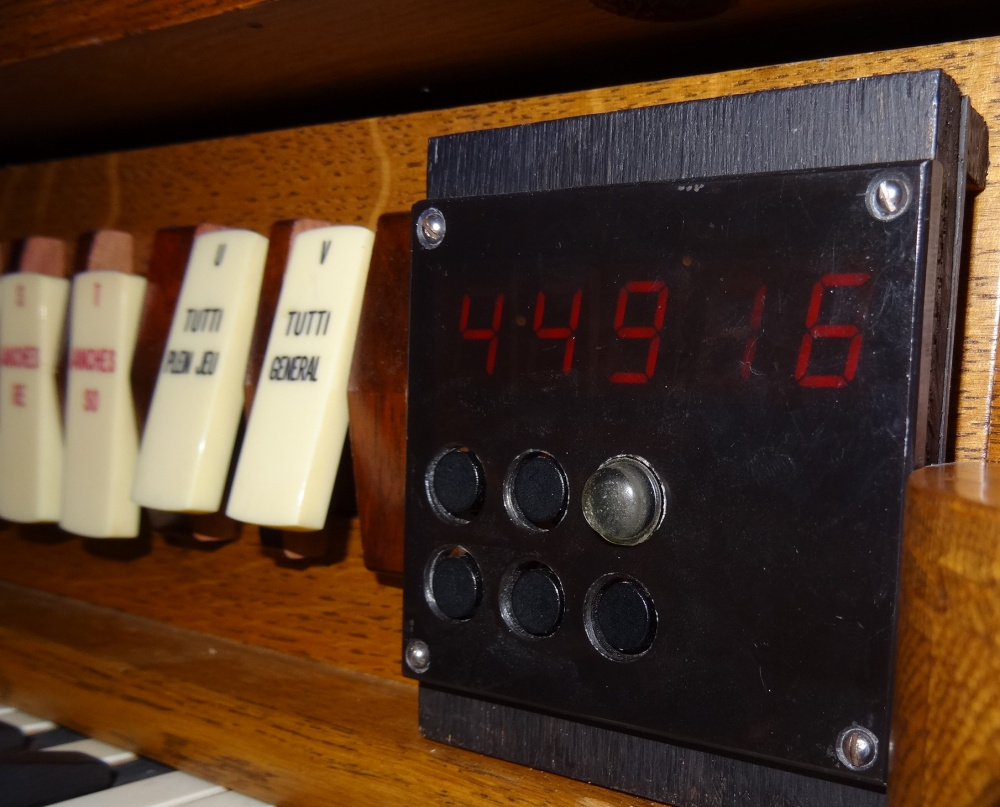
[226,225,374,530]
[60,239,148,538]
[0,239,70,523]
[131,229,269,513]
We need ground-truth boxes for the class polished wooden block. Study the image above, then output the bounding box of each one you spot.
[890,462,1000,807]
[349,213,410,576]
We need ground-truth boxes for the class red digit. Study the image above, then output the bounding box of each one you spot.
[794,273,870,388]
[740,284,767,380]
[610,281,668,384]
[533,290,582,375]
[460,293,504,375]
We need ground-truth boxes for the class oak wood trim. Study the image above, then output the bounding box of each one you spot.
[0,581,659,807]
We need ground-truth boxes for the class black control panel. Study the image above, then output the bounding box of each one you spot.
[404,163,935,784]
[401,71,986,806]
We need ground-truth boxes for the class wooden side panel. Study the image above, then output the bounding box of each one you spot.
[349,213,410,575]
[890,462,1000,806]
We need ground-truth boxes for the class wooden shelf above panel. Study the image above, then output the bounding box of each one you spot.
[2,0,998,162]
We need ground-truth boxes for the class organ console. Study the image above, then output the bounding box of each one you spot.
[1,11,1000,806]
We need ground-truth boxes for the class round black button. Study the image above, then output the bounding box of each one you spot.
[509,566,563,637]
[593,579,656,655]
[430,448,485,520]
[429,550,481,620]
[582,456,664,545]
[510,453,568,529]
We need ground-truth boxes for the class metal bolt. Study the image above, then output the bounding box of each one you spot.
[416,207,446,249]
[836,726,878,771]
[867,176,910,221]
[405,639,431,673]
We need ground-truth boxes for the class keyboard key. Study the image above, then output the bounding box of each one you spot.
[46,738,137,765]
[0,750,115,807]
[187,792,275,806]
[51,770,225,806]
[0,710,57,735]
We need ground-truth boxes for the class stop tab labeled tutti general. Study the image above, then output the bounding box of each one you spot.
[0,238,70,523]
[131,228,268,513]
[226,225,374,530]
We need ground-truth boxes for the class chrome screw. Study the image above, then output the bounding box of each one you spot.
[836,725,878,771]
[416,207,446,249]
[867,176,910,221]
[405,639,431,673]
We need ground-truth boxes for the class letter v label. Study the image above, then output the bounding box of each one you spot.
[320,240,332,265]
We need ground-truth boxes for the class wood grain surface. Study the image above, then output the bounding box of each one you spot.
[0,582,659,807]
[348,213,410,575]
[0,518,403,681]
[4,0,979,162]
[890,462,1000,806]
[0,0,918,69]
[3,37,1000,459]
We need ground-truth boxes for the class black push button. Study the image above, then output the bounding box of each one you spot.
[429,549,481,620]
[592,579,656,656]
[430,448,485,520]
[509,566,564,637]
[510,453,568,529]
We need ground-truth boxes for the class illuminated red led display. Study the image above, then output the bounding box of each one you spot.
[457,272,872,386]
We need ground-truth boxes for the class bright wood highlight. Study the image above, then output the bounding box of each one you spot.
[890,462,1000,806]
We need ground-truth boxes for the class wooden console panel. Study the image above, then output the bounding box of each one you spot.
[1,36,1000,806]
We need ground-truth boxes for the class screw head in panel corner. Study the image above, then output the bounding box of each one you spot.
[405,639,431,673]
[836,725,878,771]
[416,207,446,249]
[866,175,910,221]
